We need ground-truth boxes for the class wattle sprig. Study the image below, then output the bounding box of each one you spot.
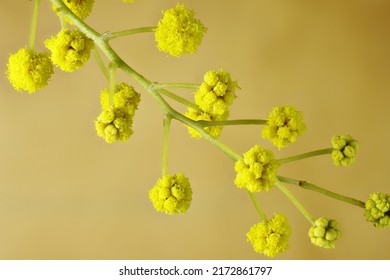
[5,0,388,259]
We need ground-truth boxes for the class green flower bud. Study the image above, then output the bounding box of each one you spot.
[365,192,390,228]
[308,218,341,249]
[331,135,358,167]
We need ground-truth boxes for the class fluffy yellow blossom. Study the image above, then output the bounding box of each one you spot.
[6,47,53,94]
[100,82,141,113]
[53,0,95,23]
[234,145,280,192]
[261,105,306,149]
[308,218,341,249]
[194,70,238,117]
[155,3,207,57]
[185,69,238,139]
[95,106,135,143]
[247,214,291,257]
[95,83,141,143]
[184,108,227,138]
[122,0,136,3]
[149,174,192,215]
[331,135,358,167]
[45,29,94,72]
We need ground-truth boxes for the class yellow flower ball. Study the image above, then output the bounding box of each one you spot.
[247,214,291,257]
[234,145,280,192]
[53,0,95,24]
[149,174,192,215]
[7,47,54,94]
[261,105,306,149]
[155,3,207,57]
[45,29,94,72]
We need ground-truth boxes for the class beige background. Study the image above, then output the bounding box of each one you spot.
[1,0,389,259]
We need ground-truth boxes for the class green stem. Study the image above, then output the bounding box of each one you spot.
[155,83,201,90]
[162,115,172,176]
[92,47,109,80]
[199,119,267,127]
[277,148,333,165]
[158,88,199,110]
[248,192,268,221]
[104,27,156,41]
[145,89,242,161]
[109,62,118,106]
[278,176,365,208]
[60,13,67,30]
[28,0,42,52]
[275,180,316,226]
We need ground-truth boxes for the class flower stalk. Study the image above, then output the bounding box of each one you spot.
[108,62,118,106]
[28,0,42,52]
[277,148,333,165]
[278,176,365,208]
[103,26,156,41]
[276,180,316,226]
[248,192,268,221]
[162,115,172,176]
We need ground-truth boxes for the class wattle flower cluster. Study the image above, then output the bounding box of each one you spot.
[95,82,141,143]
[308,218,341,249]
[155,3,207,57]
[246,214,291,257]
[6,48,54,94]
[261,105,306,149]
[45,28,94,72]
[149,173,192,215]
[234,145,279,192]
[331,135,358,167]
[185,69,238,138]
[365,192,390,228]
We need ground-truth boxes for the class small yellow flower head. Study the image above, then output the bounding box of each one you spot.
[184,107,227,138]
[149,174,192,215]
[331,135,358,167]
[234,145,280,192]
[96,83,140,143]
[95,106,134,143]
[122,0,136,3]
[261,106,306,149]
[6,48,54,94]
[194,70,238,116]
[308,218,341,249]
[53,0,95,23]
[45,29,94,72]
[100,82,141,114]
[155,3,207,57]
[247,214,291,258]
[365,192,390,228]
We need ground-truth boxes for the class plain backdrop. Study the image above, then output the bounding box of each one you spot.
[0,0,389,259]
